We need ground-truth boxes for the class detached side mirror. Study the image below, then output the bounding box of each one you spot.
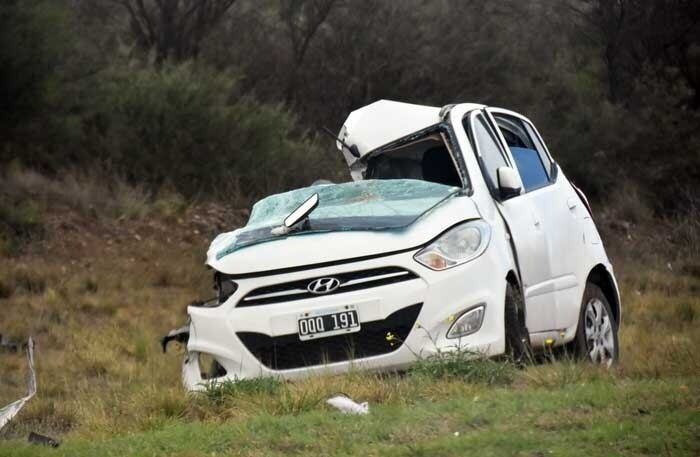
[497,167,522,200]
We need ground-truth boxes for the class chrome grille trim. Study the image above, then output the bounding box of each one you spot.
[238,267,419,307]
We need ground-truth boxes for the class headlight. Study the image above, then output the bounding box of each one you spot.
[447,305,485,338]
[414,220,491,270]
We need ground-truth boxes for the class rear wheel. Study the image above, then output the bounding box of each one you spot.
[504,282,531,363]
[573,283,619,366]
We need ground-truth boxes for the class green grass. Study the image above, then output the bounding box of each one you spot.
[1,378,698,456]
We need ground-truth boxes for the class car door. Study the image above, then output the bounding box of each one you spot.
[465,110,557,333]
[486,108,584,331]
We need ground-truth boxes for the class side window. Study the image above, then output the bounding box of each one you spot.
[470,114,508,190]
[494,114,551,192]
[523,122,553,175]
[510,147,549,191]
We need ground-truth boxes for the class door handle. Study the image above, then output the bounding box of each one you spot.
[567,197,578,210]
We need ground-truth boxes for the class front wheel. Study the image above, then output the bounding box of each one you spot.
[573,283,619,367]
[504,282,531,363]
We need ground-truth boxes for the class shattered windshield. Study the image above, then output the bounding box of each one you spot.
[214,179,459,260]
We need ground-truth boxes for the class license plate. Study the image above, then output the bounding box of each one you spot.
[298,305,360,341]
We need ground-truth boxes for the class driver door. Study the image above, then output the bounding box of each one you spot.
[466,110,557,333]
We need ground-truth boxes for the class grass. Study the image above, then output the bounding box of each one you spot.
[2,378,698,456]
[0,173,699,455]
[410,350,517,386]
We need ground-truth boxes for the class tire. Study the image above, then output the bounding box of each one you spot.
[504,282,532,363]
[573,283,619,366]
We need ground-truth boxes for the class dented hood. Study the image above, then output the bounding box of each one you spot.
[338,100,441,168]
[207,180,480,275]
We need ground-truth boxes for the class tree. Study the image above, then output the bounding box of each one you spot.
[109,0,238,62]
[564,0,700,106]
[279,0,337,103]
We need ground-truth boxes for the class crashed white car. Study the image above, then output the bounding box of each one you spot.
[164,100,621,390]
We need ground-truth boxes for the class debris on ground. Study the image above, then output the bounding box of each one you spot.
[27,431,60,448]
[326,394,369,415]
[0,335,25,353]
[0,337,36,431]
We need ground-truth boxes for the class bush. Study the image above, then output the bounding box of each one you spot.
[80,62,341,198]
[0,189,44,255]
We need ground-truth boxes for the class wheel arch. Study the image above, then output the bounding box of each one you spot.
[586,264,621,328]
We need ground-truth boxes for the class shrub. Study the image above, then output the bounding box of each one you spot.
[0,189,44,255]
[81,62,341,199]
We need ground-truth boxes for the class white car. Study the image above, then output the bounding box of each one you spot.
[164,100,621,390]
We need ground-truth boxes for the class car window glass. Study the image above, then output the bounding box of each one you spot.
[471,115,508,189]
[495,116,533,150]
[509,147,549,191]
[523,121,552,175]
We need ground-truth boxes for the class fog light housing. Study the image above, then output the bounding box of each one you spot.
[447,305,485,339]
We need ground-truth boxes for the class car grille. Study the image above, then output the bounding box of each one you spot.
[238,266,419,307]
[236,303,422,370]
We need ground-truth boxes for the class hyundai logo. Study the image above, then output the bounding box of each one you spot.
[307,277,341,294]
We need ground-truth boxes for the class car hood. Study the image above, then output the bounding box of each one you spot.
[206,187,481,275]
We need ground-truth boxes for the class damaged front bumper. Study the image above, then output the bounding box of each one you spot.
[166,243,508,391]
[161,324,190,354]
[162,321,219,391]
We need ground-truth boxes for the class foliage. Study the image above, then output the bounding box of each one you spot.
[83,62,335,196]
[0,0,71,134]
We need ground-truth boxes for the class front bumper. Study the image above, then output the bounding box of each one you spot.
[182,248,507,390]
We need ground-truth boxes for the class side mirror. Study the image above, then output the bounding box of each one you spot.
[497,167,522,200]
[284,193,319,228]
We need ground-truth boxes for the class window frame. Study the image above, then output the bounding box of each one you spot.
[463,110,514,199]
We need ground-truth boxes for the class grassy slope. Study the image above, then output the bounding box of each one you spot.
[0,180,699,455]
[3,378,699,456]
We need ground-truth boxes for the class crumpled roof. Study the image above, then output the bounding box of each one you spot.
[212,179,458,260]
[338,100,442,168]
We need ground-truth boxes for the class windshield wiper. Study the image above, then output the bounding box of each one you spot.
[271,193,319,236]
